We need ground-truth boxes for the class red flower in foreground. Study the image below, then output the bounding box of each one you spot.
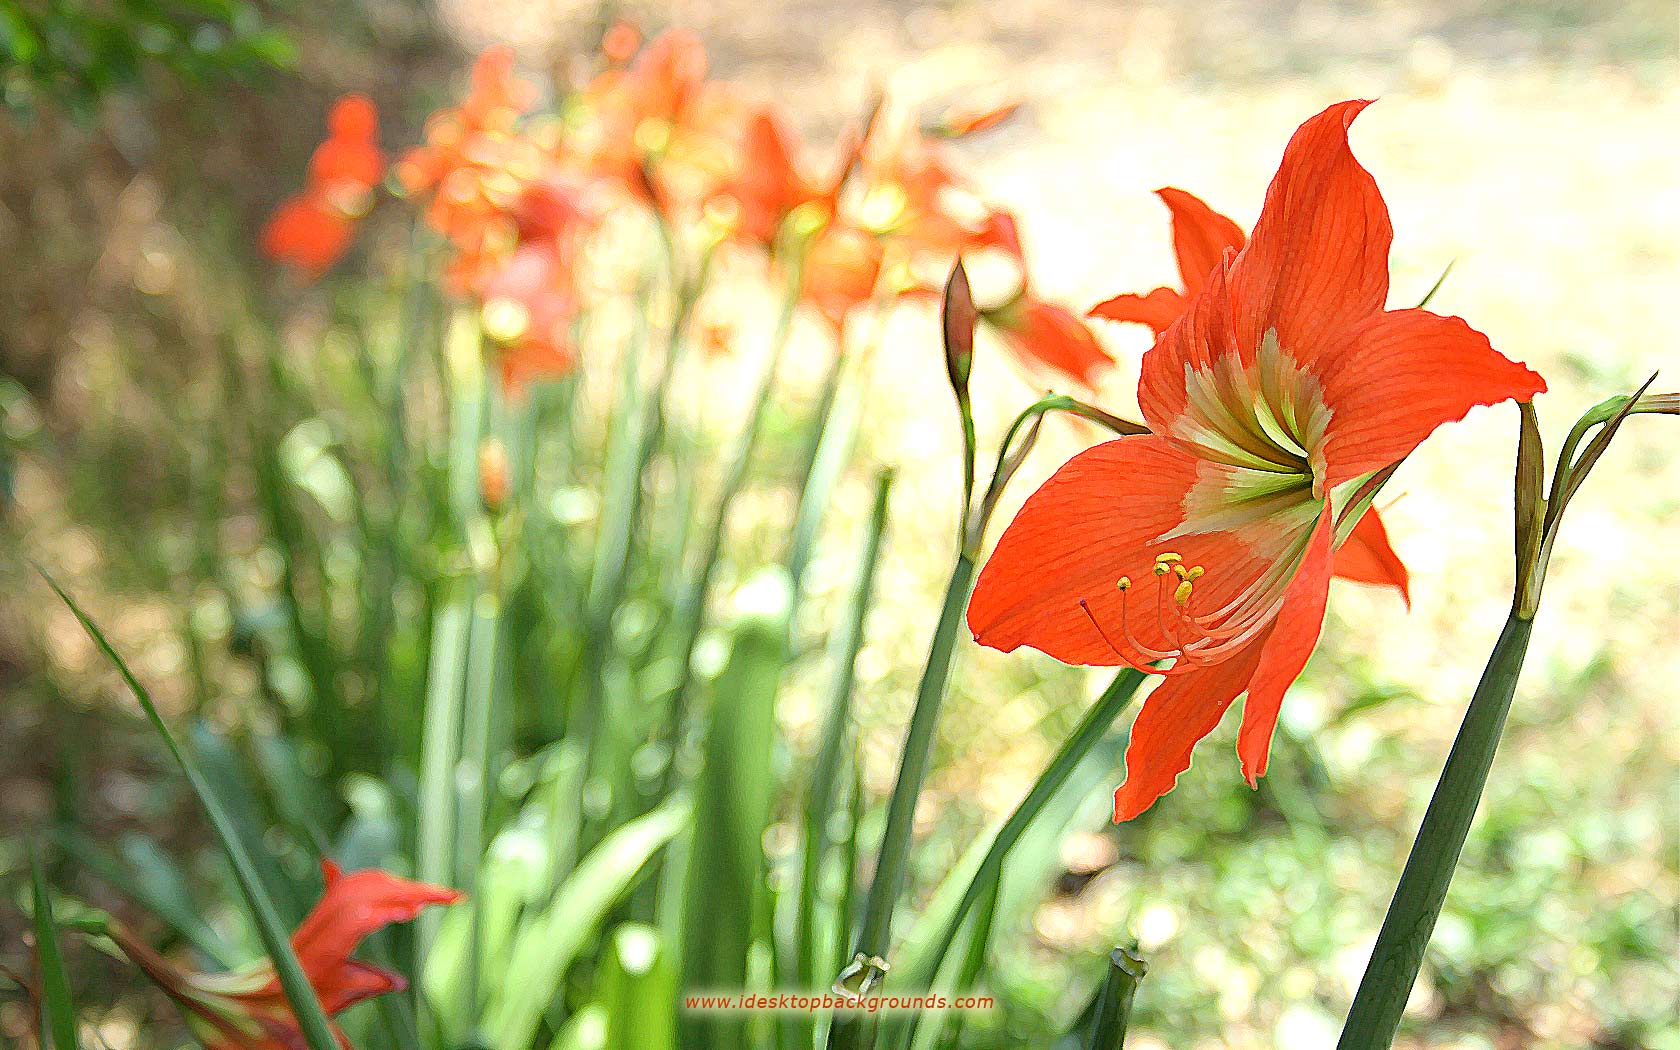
[967,101,1545,820]
[262,95,386,277]
[113,861,460,1049]
[1089,186,1412,600]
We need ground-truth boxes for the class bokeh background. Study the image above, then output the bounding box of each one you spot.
[3,1,1676,1048]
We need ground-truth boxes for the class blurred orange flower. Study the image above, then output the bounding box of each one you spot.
[261,94,385,277]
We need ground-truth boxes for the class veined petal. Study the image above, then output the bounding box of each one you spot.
[1316,308,1546,486]
[969,435,1199,666]
[1113,641,1266,820]
[1229,100,1391,360]
[1332,505,1410,605]
[1088,286,1186,335]
[1236,503,1335,784]
[1158,186,1245,298]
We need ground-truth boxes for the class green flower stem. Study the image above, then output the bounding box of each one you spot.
[828,552,978,1050]
[900,668,1147,994]
[1337,609,1535,1049]
[798,471,894,991]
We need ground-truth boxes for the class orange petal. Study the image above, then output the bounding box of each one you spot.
[1332,506,1410,606]
[289,865,462,981]
[999,300,1113,388]
[1236,503,1335,785]
[1315,308,1546,486]
[1087,287,1187,335]
[1228,100,1391,360]
[261,194,354,276]
[1156,187,1245,299]
[1113,641,1266,820]
[969,435,1200,666]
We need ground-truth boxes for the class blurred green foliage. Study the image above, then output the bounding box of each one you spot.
[0,0,294,117]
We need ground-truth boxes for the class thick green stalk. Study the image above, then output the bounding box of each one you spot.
[1087,948,1147,1050]
[1337,611,1535,1049]
[828,553,978,1050]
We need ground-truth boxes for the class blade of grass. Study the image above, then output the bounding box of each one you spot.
[798,470,893,994]
[38,570,341,1050]
[413,585,471,987]
[483,801,689,1048]
[30,844,79,1050]
[680,586,791,1050]
[598,923,677,1050]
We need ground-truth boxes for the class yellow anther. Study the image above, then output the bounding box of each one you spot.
[1173,565,1189,580]
[1153,563,1170,576]
[1116,576,1131,590]
[1173,579,1194,605]
[1154,552,1183,565]
[1186,566,1205,581]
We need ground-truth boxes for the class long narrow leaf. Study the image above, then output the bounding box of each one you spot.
[798,470,893,991]
[39,571,341,1050]
[30,844,79,1050]
[484,801,689,1047]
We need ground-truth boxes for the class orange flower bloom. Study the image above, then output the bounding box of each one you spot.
[975,211,1113,388]
[262,94,385,277]
[1088,187,1413,599]
[798,223,886,330]
[577,29,738,212]
[967,101,1545,820]
[113,861,460,1049]
[718,106,822,249]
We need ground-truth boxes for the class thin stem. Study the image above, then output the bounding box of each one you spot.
[828,553,978,1050]
[1337,610,1535,1049]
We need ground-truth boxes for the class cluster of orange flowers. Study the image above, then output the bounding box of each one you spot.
[262,26,1111,394]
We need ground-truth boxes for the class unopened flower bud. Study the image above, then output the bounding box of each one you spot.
[479,438,510,513]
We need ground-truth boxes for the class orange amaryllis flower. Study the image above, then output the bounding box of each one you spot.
[976,212,1113,388]
[262,94,386,277]
[798,222,886,331]
[967,101,1545,820]
[113,861,460,1049]
[578,29,738,212]
[718,106,823,249]
[1088,186,1414,600]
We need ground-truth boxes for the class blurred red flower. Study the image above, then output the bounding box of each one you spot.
[113,860,460,1049]
[967,100,1546,820]
[262,94,385,277]
[975,211,1113,388]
